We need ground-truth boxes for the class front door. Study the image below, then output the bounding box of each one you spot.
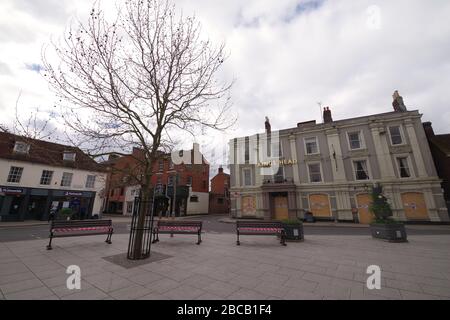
[27,196,47,220]
[309,194,331,217]
[274,196,289,220]
[356,194,373,224]
[401,192,429,220]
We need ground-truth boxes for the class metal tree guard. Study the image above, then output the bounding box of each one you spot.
[127,189,156,260]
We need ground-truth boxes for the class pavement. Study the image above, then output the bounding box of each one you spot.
[1,231,450,300]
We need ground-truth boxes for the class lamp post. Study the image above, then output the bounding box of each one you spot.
[167,169,177,218]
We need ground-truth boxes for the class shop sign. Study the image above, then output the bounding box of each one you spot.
[65,191,83,197]
[0,187,25,195]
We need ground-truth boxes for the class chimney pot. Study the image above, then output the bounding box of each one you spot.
[323,106,333,123]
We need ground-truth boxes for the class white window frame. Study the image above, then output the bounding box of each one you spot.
[396,155,414,179]
[243,168,252,186]
[61,172,73,187]
[7,166,24,183]
[40,170,53,185]
[85,175,96,188]
[13,142,30,154]
[347,131,365,150]
[307,162,323,183]
[388,125,406,146]
[351,158,372,181]
[63,152,76,161]
[304,137,320,155]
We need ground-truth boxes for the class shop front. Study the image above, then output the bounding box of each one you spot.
[0,187,27,221]
[0,186,96,222]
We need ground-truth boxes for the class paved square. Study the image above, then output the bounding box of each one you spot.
[1,232,450,300]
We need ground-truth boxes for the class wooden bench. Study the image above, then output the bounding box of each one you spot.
[47,220,113,250]
[236,220,286,246]
[152,220,203,245]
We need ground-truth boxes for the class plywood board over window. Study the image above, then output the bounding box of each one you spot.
[241,196,256,216]
[309,194,331,217]
[401,192,429,220]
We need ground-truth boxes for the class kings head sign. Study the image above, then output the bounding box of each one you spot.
[257,159,298,168]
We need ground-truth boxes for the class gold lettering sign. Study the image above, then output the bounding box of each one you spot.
[257,159,297,168]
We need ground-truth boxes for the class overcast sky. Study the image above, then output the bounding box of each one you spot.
[1,0,450,168]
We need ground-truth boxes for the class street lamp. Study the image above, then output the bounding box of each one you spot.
[167,169,178,219]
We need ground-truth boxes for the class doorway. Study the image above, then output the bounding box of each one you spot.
[273,195,289,220]
[27,196,48,220]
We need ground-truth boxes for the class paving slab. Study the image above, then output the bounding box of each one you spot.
[1,233,450,300]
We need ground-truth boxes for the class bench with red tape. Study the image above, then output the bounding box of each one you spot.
[152,220,203,245]
[47,219,113,250]
[236,220,286,246]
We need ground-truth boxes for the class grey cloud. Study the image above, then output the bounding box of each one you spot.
[0,22,37,43]
[12,0,77,23]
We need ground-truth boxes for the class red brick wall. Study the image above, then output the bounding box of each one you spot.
[210,170,230,194]
[209,194,230,214]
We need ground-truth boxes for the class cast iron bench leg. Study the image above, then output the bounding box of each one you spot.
[281,231,287,246]
[105,230,113,244]
[47,233,53,250]
[152,228,160,243]
[197,230,202,245]
[236,230,240,245]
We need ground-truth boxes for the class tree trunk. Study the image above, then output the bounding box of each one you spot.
[131,183,152,259]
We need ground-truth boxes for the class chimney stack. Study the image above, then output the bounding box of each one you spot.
[423,122,435,138]
[265,116,271,134]
[323,107,333,123]
[218,167,224,174]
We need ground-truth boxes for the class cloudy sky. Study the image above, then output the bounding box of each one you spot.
[1,0,450,167]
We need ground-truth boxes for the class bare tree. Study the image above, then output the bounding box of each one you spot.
[42,0,235,259]
[0,123,8,133]
[0,92,57,140]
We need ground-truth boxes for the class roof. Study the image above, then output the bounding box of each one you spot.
[231,110,421,141]
[211,171,230,179]
[429,134,450,157]
[0,132,105,172]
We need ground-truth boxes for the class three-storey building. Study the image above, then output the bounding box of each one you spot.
[229,108,448,223]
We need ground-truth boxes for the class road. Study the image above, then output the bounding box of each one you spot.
[1,214,450,242]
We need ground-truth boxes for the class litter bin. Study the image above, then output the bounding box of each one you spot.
[304,211,315,223]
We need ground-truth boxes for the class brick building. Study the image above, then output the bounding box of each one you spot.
[423,122,450,216]
[209,167,230,214]
[103,143,209,216]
